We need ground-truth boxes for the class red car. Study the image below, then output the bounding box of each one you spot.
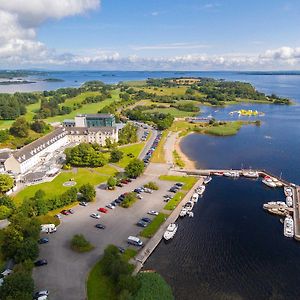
[61,210,70,215]
[121,179,129,184]
[98,207,108,213]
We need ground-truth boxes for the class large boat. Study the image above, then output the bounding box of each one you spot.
[284,216,294,238]
[191,193,199,203]
[184,201,194,211]
[242,170,259,178]
[163,223,178,240]
[271,177,283,187]
[224,171,240,178]
[195,185,205,196]
[179,208,187,217]
[203,176,212,184]
[284,186,293,197]
[262,178,276,188]
[213,172,223,176]
[267,208,287,217]
[286,196,293,207]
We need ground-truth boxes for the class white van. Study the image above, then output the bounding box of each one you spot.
[127,236,143,247]
[41,224,57,233]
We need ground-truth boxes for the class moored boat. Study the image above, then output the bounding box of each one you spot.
[262,178,276,188]
[195,185,205,196]
[163,223,178,240]
[191,193,199,203]
[179,208,187,217]
[286,196,293,207]
[224,171,240,178]
[213,172,223,176]
[203,176,212,184]
[184,201,194,211]
[242,170,259,178]
[284,216,294,238]
[284,186,293,197]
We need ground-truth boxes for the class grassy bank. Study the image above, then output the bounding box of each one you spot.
[173,150,185,168]
[159,175,197,191]
[14,165,116,206]
[140,213,168,238]
[116,142,145,168]
[151,131,167,163]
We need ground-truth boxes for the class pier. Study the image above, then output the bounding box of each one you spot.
[133,177,204,274]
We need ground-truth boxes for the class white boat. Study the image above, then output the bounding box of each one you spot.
[163,223,178,240]
[276,201,287,207]
[203,176,212,184]
[284,186,293,197]
[195,185,205,196]
[223,171,240,178]
[179,208,187,217]
[191,193,199,203]
[213,172,223,176]
[284,216,294,238]
[286,196,293,207]
[184,201,194,211]
[262,178,276,188]
[187,211,194,218]
[271,177,283,187]
[242,170,259,178]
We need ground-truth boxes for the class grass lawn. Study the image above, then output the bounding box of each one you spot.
[164,192,185,210]
[201,121,255,136]
[151,131,167,163]
[62,91,100,107]
[159,175,197,191]
[145,107,197,118]
[87,248,137,300]
[14,166,117,206]
[140,86,188,96]
[140,213,168,238]
[116,142,145,168]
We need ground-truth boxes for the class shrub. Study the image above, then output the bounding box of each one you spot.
[120,192,137,208]
[110,149,124,163]
[70,234,94,253]
[144,182,159,190]
[79,183,96,202]
[125,159,145,178]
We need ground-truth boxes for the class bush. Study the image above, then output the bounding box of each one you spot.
[79,183,96,202]
[120,192,137,208]
[0,174,14,194]
[110,149,124,163]
[70,234,94,253]
[107,177,117,189]
[0,205,12,219]
[125,159,145,178]
[144,182,159,190]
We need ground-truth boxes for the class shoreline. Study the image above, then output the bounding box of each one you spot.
[174,132,197,170]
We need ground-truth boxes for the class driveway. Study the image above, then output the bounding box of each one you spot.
[33,171,174,300]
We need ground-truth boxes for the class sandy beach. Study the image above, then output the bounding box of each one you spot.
[174,133,197,170]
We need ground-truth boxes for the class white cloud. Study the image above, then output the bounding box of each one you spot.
[131,43,210,51]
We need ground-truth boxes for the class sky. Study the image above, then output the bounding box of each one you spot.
[0,0,300,70]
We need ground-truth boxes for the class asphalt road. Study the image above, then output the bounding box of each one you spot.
[33,170,173,300]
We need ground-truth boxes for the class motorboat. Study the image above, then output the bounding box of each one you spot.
[179,208,187,217]
[187,211,194,218]
[284,186,293,197]
[184,201,194,211]
[223,171,240,178]
[286,196,293,207]
[203,176,212,184]
[276,201,287,207]
[262,178,276,188]
[284,216,294,238]
[191,193,199,203]
[163,223,178,240]
[271,177,283,187]
[242,170,259,178]
[195,185,205,196]
[213,172,223,176]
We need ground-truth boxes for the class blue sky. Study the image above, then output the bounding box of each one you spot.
[0,0,300,70]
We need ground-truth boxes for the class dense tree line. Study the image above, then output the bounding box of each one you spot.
[170,102,200,112]
[0,93,39,120]
[118,123,138,145]
[125,106,174,130]
[65,143,107,167]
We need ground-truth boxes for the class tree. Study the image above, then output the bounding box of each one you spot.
[118,123,138,145]
[79,183,96,202]
[70,234,94,253]
[9,117,29,138]
[0,271,34,300]
[0,174,14,194]
[107,177,117,189]
[125,159,145,178]
[0,205,12,220]
[110,149,123,163]
[31,119,48,133]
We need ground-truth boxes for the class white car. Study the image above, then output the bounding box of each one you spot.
[148,210,159,216]
[90,213,101,219]
[34,290,49,300]
[1,269,12,277]
[106,204,115,209]
[144,188,153,194]
[137,194,143,200]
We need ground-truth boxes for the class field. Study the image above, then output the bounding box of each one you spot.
[139,86,188,96]
[140,213,168,238]
[145,107,198,118]
[13,165,117,206]
[116,142,145,168]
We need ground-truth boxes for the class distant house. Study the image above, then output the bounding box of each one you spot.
[170,78,201,85]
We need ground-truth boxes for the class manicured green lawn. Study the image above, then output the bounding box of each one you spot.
[202,121,251,136]
[141,86,188,96]
[151,131,167,163]
[159,175,197,191]
[14,166,117,206]
[116,142,145,168]
[87,249,137,300]
[62,91,101,107]
[140,213,168,238]
[164,192,185,210]
[145,107,197,118]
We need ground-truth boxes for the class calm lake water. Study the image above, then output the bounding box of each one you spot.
[144,72,300,299]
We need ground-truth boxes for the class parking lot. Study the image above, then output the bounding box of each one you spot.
[33,172,175,300]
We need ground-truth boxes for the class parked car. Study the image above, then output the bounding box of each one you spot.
[134,188,142,193]
[90,213,101,219]
[127,236,143,247]
[116,182,124,187]
[68,209,74,214]
[164,194,172,199]
[169,187,179,193]
[95,223,106,229]
[111,201,117,207]
[141,217,152,223]
[60,210,70,215]
[79,201,88,207]
[148,210,159,216]
[54,214,61,219]
[121,179,129,184]
[34,259,48,267]
[98,207,108,213]
[33,290,49,299]
[175,182,184,187]
[118,246,125,253]
[137,194,143,200]
[38,238,49,244]
[106,203,115,209]
[137,220,148,227]
[144,188,153,194]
